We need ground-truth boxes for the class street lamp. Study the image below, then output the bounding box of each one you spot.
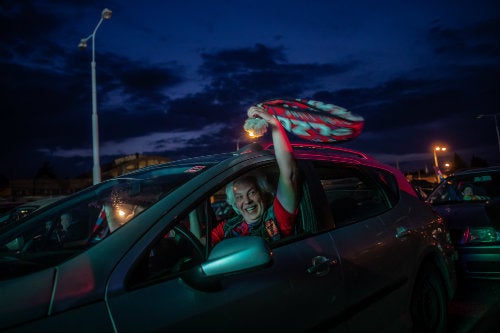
[78,8,112,185]
[433,146,447,183]
[476,113,500,156]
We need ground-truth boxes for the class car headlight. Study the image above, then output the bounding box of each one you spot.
[462,226,500,244]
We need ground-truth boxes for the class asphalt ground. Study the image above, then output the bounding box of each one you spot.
[447,279,500,333]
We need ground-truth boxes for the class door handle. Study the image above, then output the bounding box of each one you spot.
[395,226,410,239]
[307,256,338,277]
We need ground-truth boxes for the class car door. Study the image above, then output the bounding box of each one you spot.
[308,161,414,332]
[104,161,349,332]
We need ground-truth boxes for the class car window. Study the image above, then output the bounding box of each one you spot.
[311,162,392,227]
[127,163,305,288]
[203,164,294,246]
[366,167,399,206]
[127,212,205,288]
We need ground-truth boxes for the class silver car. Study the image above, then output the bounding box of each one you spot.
[0,143,456,332]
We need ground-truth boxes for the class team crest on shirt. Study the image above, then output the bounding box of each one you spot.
[265,219,279,238]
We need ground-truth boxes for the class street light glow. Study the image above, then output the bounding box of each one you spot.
[78,8,112,185]
[433,145,448,183]
[433,146,447,167]
[236,129,260,150]
[78,39,87,49]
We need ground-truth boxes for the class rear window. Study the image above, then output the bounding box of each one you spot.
[311,163,393,227]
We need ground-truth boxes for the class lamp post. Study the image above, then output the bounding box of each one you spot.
[476,113,500,156]
[433,146,447,183]
[78,8,112,185]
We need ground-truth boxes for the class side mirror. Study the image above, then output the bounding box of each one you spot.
[6,237,25,251]
[181,236,272,291]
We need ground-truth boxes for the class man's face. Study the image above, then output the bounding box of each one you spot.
[60,214,71,231]
[463,187,473,196]
[233,179,264,224]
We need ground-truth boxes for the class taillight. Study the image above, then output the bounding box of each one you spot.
[462,226,500,244]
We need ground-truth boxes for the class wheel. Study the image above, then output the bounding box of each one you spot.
[410,262,448,333]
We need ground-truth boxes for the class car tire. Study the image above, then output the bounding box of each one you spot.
[410,261,448,333]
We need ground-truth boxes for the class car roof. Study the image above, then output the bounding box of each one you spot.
[448,166,500,177]
[266,142,373,159]
[119,142,386,179]
[99,141,413,198]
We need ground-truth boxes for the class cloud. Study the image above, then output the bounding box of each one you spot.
[427,17,500,60]
[1,1,499,179]
[37,123,227,158]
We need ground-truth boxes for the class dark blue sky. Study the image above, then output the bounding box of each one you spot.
[1,0,499,179]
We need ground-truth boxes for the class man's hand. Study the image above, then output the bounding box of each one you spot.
[247,106,279,127]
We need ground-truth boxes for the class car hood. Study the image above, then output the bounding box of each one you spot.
[431,200,500,230]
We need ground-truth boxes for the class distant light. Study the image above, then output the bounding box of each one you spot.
[102,8,112,19]
[78,38,87,49]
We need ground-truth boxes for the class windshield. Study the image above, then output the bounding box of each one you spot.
[427,171,500,205]
[0,163,211,280]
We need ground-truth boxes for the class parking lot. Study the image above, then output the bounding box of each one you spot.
[448,279,500,333]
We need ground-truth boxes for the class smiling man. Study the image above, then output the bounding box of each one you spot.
[210,105,298,246]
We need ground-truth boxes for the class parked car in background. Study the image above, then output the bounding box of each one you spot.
[0,143,456,332]
[426,166,500,279]
[0,196,64,226]
[0,198,23,214]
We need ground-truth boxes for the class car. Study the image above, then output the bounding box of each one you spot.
[426,166,500,280]
[0,198,23,214]
[0,196,64,226]
[0,142,457,332]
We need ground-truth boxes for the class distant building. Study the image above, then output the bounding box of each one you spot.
[5,154,171,200]
[102,153,170,179]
